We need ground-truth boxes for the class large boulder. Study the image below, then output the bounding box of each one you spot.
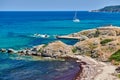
[7,49,16,53]
[41,41,73,58]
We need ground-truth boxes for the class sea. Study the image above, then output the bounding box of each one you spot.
[0,11,120,80]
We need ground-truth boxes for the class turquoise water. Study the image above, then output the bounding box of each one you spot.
[1,11,120,80]
[1,11,120,49]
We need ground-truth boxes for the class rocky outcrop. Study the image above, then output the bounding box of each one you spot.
[18,48,41,56]
[1,26,120,62]
[32,44,45,51]
[0,48,7,53]
[41,41,73,58]
[74,34,120,61]
[68,26,120,39]
[7,49,16,53]
[74,38,100,57]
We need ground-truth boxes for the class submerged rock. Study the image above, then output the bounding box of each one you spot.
[0,48,7,53]
[7,49,16,53]
[18,50,26,55]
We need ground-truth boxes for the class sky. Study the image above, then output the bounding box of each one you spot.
[0,0,120,11]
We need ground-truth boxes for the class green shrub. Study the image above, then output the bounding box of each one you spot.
[109,50,120,61]
[72,47,77,53]
[118,74,120,78]
[43,44,48,48]
[85,52,91,57]
[100,39,113,45]
[38,48,43,53]
[94,29,100,37]
[113,61,119,65]
[89,44,97,50]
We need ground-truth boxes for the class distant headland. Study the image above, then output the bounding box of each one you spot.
[91,5,120,12]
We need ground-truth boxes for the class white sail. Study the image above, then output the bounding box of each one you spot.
[73,11,80,22]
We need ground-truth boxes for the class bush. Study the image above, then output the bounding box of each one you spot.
[100,39,113,45]
[109,50,120,61]
[43,44,48,48]
[118,74,120,78]
[89,43,97,50]
[38,48,43,53]
[72,47,77,53]
[94,29,100,37]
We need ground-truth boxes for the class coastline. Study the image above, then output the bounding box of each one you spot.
[1,26,120,80]
[67,55,119,80]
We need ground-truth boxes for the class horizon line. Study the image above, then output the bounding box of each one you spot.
[0,10,89,12]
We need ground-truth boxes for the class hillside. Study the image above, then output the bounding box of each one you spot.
[92,5,120,12]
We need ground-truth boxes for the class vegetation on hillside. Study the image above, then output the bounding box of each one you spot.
[100,39,113,46]
[109,49,120,61]
[92,5,120,12]
[94,29,100,37]
[72,47,77,53]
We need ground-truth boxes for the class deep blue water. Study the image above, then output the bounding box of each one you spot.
[0,53,80,80]
[0,11,120,80]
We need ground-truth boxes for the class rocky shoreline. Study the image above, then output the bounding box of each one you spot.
[1,25,120,80]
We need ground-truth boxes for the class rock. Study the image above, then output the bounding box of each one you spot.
[74,38,100,55]
[7,49,16,53]
[41,41,73,58]
[76,45,91,55]
[93,40,99,45]
[36,52,41,56]
[115,67,120,73]
[0,48,7,53]
[33,44,44,51]
[79,35,89,41]
[18,50,26,55]
[87,32,96,38]
[31,51,37,56]
[25,49,37,56]
[91,49,100,58]
[70,33,81,37]
[98,30,116,36]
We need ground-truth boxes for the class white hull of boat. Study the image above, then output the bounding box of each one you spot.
[73,19,80,23]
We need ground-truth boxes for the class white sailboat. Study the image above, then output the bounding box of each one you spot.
[73,11,80,23]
